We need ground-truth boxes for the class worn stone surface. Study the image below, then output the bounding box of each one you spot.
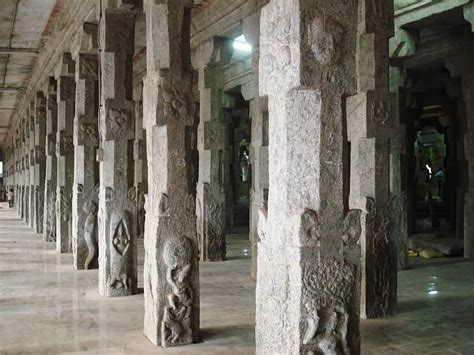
[55,53,76,254]
[97,9,137,297]
[44,78,58,243]
[194,37,234,262]
[34,92,47,235]
[347,0,397,319]
[143,0,199,347]
[256,1,361,353]
[72,23,100,270]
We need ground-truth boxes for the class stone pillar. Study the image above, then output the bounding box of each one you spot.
[72,23,100,270]
[347,0,397,318]
[34,92,47,235]
[23,114,30,223]
[243,12,269,280]
[97,5,137,297]
[55,53,76,253]
[389,66,409,271]
[143,0,199,347]
[194,37,233,262]
[133,84,147,240]
[28,102,35,228]
[44,78,58,242]
[446,51,474,259]
[461,74,474,259]
[256,1,361,353]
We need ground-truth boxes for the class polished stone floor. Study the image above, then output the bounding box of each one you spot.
[0,203,473,354]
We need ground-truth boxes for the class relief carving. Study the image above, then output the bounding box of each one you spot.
[58,187,72,222]
[302,259,354,354]
[107,273,131,290]
[112,218,131,256]
[301,209,361,354]
[47,189,57,242]
[307,17,344,65]
[365,197,393,315]
[204,183,225,261]
[84,201,98,269]
[162,237,194,347]
[137,185,146,239]
[78,123,98,143]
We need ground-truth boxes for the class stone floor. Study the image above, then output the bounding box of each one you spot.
[0,203,473,354]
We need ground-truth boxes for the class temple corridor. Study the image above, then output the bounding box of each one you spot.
[1,203,473,354]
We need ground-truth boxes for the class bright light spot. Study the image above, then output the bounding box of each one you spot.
[428,290,438,295]
[425,164,432,174]
[233,34,252,52]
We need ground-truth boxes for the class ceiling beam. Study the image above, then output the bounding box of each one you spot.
[0,47,38,54]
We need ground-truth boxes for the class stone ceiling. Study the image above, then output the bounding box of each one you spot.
[0,0,56,142]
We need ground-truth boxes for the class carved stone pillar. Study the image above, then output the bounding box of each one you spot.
[34,92,47,235]
[347,0,397,318]
[72,23,100,270]
[44,78,58,242]
[28,102,35,229]
[55,53,76,253]
[243,12,269,280]
[256,1,361,353]
[445,51,474,259]
[23,114,30,223]
[143,0,199,347]
[133,84,147,240]
[194,37,233,262]
[97,6,137,297]
[461,75,474,259]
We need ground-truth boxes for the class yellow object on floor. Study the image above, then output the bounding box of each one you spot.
[419,248,445,259]
[408,249,419,257]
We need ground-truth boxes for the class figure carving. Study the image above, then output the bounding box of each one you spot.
[159,193,170,216]
[47,190,57,242]
[162,237,193,347]
[84,201,98,269]
[300,208,320,244]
